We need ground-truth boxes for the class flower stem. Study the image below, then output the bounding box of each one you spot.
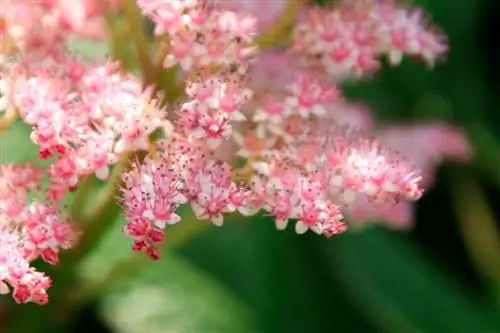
[69,208,207,305]
[69,176,94,223]
[447,167,500,307]
[255,0,304,49]
[121,0,155,84]
[71,156,130,258]
[467,122,500,190]
[0,108,17,132]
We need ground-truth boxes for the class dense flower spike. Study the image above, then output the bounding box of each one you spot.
[0,0,468,306]
[178,72,252,149]
[0,223,52,304]
[120,156,186,259]
[0,164,77,304]
[292,0,448,80]
[137,0,258,71]
[0,0,108,58]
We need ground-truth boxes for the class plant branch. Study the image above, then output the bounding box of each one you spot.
[69,176,94,223]
[0,108,17,132]
[70,209,207,305]
[121,0,155,84]
[255,0,304,49]
[70,156,131,259]
[448,167,500,305]
[467,122,500,190]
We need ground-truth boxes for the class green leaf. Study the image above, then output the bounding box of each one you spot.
[0,120,38,164]
[99,254,256,333]
[320,228,500,333]
[179,216,380,333]
[67,37,109,60]
[77,210,254,333]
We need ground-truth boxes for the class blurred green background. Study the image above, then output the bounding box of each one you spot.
[2,0,500,332]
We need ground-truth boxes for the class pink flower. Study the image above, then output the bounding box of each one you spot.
[138,0,258,71]
[179,74,252,149]
[292,2,447,80]
[0,163,43,220]
[377,123,471,187]
[0,0,458,303]
[187,160,243,226]
[120,156,187,258]
[216,0,288,33]
[0,221,52,305]
[20,203,77,265]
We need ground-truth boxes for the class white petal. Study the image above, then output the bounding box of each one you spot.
[285,97,298,107]
[238,206,259,216]
[211,214,224,227]
[172,193,187,204]
[154,219,167,229]
[389,50,403,66]
[142,210,154,220]
[191,202,205,218]
[207,138,221,150]
[207,97,219,109]
[95,166,110,180]
[330,175,344,187]
[134,136,150,151]
[253,111,268,122]
[310,223,323,235]
[167,214,181,225]
[141,174,155,194]
[233,132,245,145]
[0,281,9,295]
[275,219,289,231]
[342,189,357,204]
[312,104,326,116]
[236,149,250,158]
[232,111,247,121]
[295,221,309,234]
[251,162,270,176]
[179,57,193,71]
[114,139,127,154]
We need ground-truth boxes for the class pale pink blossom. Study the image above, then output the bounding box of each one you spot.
[0,223,52,304]
[138,0,258,71]
[292,1,447,80]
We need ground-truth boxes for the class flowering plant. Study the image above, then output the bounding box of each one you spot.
[0,0,471,312]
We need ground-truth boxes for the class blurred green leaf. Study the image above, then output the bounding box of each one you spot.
[0,120,37,164]
[179,216,379,333]
[67,37,109,61]
[99,254,256,333]
[79,208,254,333]
[87,232,255,333]
[320,228,500,333]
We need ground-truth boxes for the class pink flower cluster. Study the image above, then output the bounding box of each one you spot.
[0,164,76,304]
[0,0,471,304]
[137,0,258,71]
[0,0,112,59]
[292,0,448,80]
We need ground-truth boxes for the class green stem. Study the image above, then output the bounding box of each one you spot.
[71,208,208,305]
[0,107,17,132]
[121,0,155,84]
[447,167,500,306]
[69,176,94,223]
[255,0,304,49]
[72,158,130,258]
[467,122,500,190]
